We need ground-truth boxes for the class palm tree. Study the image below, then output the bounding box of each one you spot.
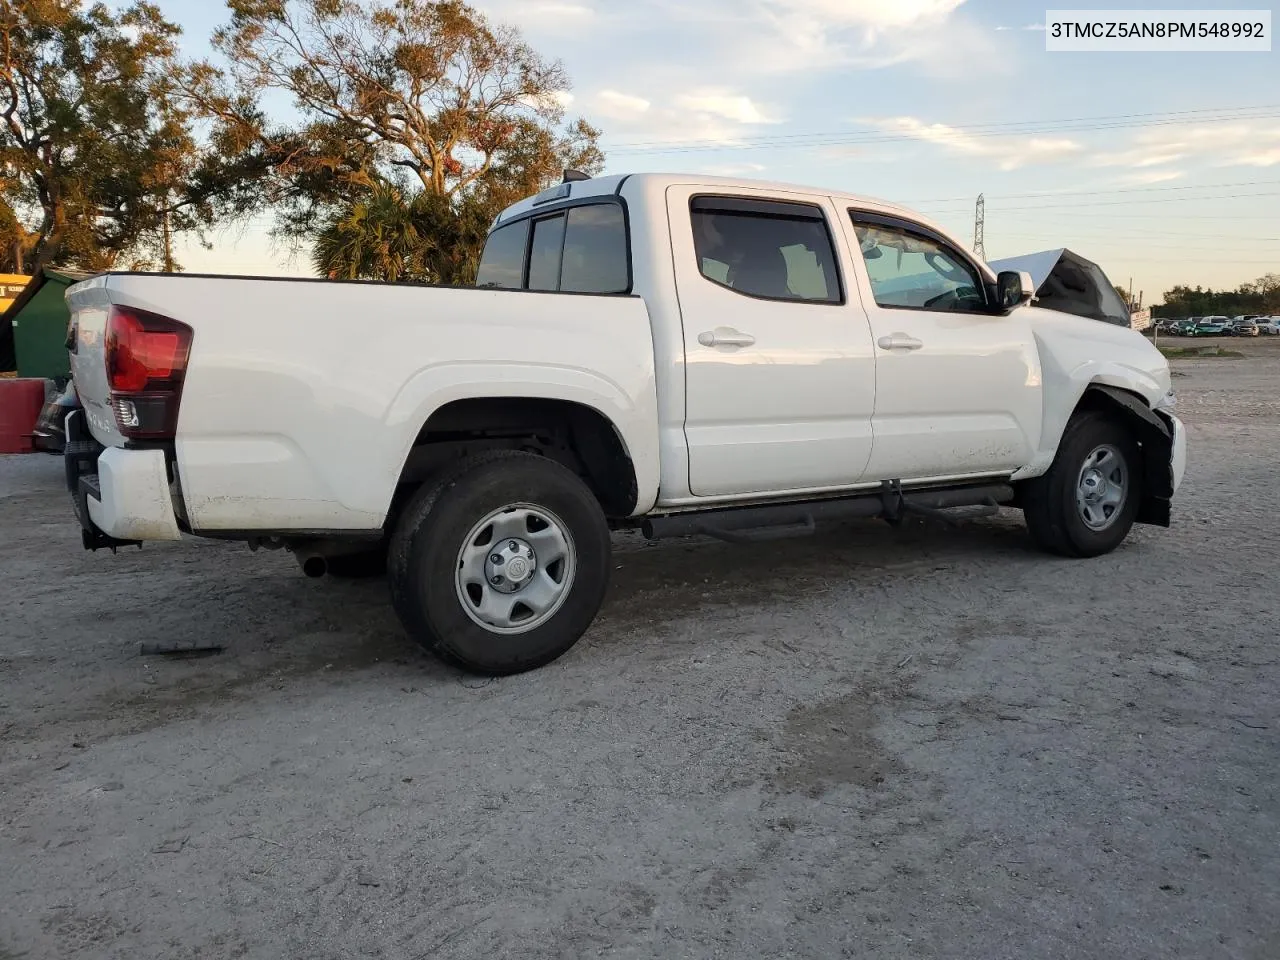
[312,184,492,284]
[312,185,425,282]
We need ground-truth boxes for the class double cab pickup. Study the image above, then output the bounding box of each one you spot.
[63,172,1186,674]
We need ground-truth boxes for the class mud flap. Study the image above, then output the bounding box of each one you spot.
[1088,385,1173,528]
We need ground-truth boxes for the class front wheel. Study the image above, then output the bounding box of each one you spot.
[387,451,611,675]
[1021,410,1142,558]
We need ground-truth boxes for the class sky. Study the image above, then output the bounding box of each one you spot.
[162,0,1280,305]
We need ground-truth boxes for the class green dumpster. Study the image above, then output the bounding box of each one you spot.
[1,268,91,381]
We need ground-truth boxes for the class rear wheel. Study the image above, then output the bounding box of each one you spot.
[1022,410,1141,558]
[387,451,611,675]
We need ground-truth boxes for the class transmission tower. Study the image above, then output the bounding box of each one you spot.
[973,193,986,261]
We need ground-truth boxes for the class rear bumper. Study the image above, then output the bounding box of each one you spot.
[1169,414,1187,493]
[65,410,181,547]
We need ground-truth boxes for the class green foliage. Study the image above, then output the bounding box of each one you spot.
[0,0,245,272]
[183,0,603,279]
[1156,274,1280,318]
[311,183,489,284]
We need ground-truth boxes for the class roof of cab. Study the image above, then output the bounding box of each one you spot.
[489,172,974,264]
[495,172,918,224]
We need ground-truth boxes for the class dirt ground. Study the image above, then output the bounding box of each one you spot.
[2,338,1278,960]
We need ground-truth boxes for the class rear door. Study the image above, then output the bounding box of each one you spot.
[668,186,877,497]
[842,210,1041,482]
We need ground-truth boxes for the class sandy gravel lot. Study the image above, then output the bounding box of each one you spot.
[2,338,1278,959]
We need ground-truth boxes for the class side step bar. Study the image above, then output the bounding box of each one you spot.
[640,483,1014,543]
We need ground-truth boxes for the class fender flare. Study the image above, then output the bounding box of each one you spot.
[1085,384,1174,527]
[382,363,661,518]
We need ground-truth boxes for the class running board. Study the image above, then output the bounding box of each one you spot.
[640,483,1014,543]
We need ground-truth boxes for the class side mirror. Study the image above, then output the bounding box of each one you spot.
[996,270,1035,310]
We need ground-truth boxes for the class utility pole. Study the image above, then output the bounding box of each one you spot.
[973,194,986,262]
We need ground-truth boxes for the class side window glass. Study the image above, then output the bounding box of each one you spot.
[475,220,529,289]
[691,203,841,303]
[560,204,629,293]
[852,219,985,312]
[528,214,566,291]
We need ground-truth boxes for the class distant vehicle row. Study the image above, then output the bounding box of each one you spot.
[1154,316,1279,336]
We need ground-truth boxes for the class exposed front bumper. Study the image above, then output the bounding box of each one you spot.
[65,410,181,547]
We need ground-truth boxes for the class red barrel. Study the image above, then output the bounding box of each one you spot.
[0,378,51,453]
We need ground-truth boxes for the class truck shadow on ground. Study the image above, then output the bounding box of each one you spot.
[7,513,1041,746]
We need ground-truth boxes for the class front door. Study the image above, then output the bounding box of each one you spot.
[842,210,1042,482]
[668,187,877,498]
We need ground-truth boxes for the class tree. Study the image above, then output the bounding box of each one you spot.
[184,0,603,281]
[0,0,243,273]
[312,183,490,283]
[1155,274,1280,318]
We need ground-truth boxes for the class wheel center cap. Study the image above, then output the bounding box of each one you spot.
[485,538,537,592]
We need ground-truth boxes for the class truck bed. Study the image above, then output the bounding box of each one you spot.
[67,273,659,532]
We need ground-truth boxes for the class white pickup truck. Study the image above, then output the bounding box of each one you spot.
[63,172,1186,674]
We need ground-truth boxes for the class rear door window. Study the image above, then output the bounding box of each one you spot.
[560,204,628,293]
[690,198,842,303]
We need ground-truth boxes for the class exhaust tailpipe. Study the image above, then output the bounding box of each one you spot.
[299,555,327,578]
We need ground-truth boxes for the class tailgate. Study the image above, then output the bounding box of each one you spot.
[65,275,126,448]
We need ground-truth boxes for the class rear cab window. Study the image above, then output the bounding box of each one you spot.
[475,201,630,294]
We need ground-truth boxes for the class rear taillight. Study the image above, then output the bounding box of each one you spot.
[104,305,192,439]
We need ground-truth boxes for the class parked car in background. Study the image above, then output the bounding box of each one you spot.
[1230,318,1260,337]
[1192,317,1230,336]
[1257,317,1280,335]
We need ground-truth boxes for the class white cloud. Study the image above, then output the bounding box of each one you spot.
[1233,147,1280,167]
[675,92,778,125]
[478,0,595,21]
[770,0,966,32]
[862,116,1083,170]
[1089,149,1187,168]
[1090,122,1280,170]
[594,87,781,151]
[519,90,575,113]
[1116,170,1187,185]
[593,90,651,119]
[645,0,990,77]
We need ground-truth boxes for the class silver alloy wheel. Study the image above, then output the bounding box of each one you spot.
[455,503,576,634]
[1076,444,1128,531]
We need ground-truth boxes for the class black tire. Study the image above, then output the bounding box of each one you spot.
[387,451,611,675]
[1021,410,1142,558]
[324,546,387,579]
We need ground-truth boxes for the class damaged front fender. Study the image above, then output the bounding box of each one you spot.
[1087,384,1174,527]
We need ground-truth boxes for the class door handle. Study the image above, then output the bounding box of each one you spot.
[698,327,756,348]
[877,333,924,351]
